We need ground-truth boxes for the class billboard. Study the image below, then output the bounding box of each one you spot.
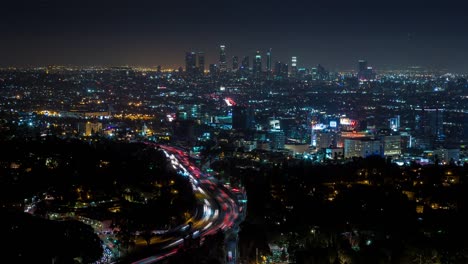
[340,118,357,127]
[312,123,326,130]
[340,118,351,125]
[270,120,280,130]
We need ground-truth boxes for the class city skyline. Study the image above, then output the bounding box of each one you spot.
[1,1,467,263]
[1,0,468,72]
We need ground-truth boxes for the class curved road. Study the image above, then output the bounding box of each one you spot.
[128,144,244,264]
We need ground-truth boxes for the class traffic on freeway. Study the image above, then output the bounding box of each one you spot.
[130,144,244,264]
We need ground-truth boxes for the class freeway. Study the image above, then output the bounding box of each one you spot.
[130,144,244,264]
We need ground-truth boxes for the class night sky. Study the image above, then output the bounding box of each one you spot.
[1,0,468,72]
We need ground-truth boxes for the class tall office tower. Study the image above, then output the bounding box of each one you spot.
[358,60,367,73]
[241,56,250,69]
[274,61,288,79]
[290,56,297,77]
[266,48,272,79]
[185,51,197,75]
[415,108,445,149]
[266,48,272,72]
[311,67,318,79]
[253,50,262,77]
[232,56,239,71]
[209,64,218,74]
[240,56,250,76]
[425,109,445,143]
[197,51,205,74]
[274,61,281,76]
[316,64,328,80]
[389,115,400,132]
[357,59,375,80]
[219,45,227,72]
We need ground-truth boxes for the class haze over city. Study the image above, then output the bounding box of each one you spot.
[0,1,467,264]
[1,0,468,72]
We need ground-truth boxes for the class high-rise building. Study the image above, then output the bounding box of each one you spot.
[297,68,308,79]
[389,115,400,132]
[357,60,375,80]
[266,48,272,72]
[274,61,281,77]
[344,138,381,158]
[232,105,255,130]
[178,104,202,120]
[269,118,281,131]
[185,51,197,75]
[241,56,249,68]
[240,56,250,77]
[382,135,401,157]
[232,56,239,71]
[274,61,288,79]
[426,109,444,140]
[209,64,218,74]
[433,148,460,164]
[358,60,367,73]
[415,108,445,148]
[290,56,297,77]
[197,52,205,74]
[399,131,413,150]
[268,130,286,150]
[219,45,227,72]
[316,64,328,80]
[311,67,318,79]
[253,50,262,77]
[316,131,338,149]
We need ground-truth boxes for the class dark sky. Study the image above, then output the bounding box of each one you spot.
[1,0,468,72]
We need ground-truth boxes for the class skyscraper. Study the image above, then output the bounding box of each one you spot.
[274,61,288,79]
[219,45,227,72]
[240,56,250,76]
[232,56,239,71]
[357,60,375,80]
[415,108,445,149]
[389,115,400,132]
[426,109,445,143]
[241,56,249,69]
[266,48,272,72]
[253,50,262,77]
[316,64,328,80]
[197,52,205,74]
[209,64,218,75]
[290,56,297,77]
[358,60,367,73]
[266,48,272,79]
[185,51,197,75]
